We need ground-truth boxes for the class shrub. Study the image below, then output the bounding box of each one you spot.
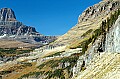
[81,29,93,37]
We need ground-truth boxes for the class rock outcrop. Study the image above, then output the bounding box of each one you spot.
[0,8,38,36]
[78,0,120,22]
[72,15,120,79]
[75,52,120,79]
[1,0,120,79]
[0,8,57,46]
[53,0,120,46]
[105,15,120,53]
[0,8,16,21]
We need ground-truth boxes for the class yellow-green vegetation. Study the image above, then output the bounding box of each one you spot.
[69,9,120,54]
[19,54,80,79]
[45,69,65,79]
[69,36,93,55]
[37,54,79,69]
[0,48,34,56]
[81,67,86,71]
[16,10,120,79]
[3,62,37,79]
[18,71,45,79]
[6,9,120,79]
[44,51,65,57]
[81,29,93,37]
[75,53,120,79]
[0,62,32,77]
[37,59,59,69]
[0,71,12,75]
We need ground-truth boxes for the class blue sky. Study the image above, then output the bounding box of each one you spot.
[0,0,101,36]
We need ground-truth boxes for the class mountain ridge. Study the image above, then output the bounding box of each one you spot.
[52,0,120,47]
[0,8,16,21]
[0,0,120,79]
[0,8,57,47]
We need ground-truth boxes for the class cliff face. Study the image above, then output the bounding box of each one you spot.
[105,16,120,53]
[72,15,120,79]
[78,0,120,22]
[1,1,120,79]
[0,8,56,45]
[53,0,120,46]
[0,21,37,36]
[52,0,120,78]
[0,8,38,36]
[0,8,16,21]
[76,52,120,79]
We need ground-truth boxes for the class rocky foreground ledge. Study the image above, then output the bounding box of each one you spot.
[75,52,120,79]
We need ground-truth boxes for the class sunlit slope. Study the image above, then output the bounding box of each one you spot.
[53,0,120,47]
[75,52,120,79]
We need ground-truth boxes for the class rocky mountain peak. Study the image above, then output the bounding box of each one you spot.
[0,8,57,45]
[0,8,16,21]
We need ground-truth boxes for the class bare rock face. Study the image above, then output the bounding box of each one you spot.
[0,8,38,36]
[53,0,120,46]
[16,25,37,35]
[105,16,120,53]
[0,8,16,21]
[0,8,56,46]
[78,0,120,22]
[76,52,120,79]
